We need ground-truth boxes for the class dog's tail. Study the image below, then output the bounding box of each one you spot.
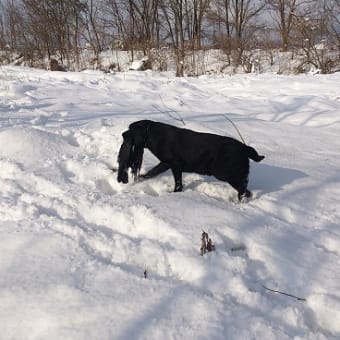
[117,129,144,183]
[245,145,265,162]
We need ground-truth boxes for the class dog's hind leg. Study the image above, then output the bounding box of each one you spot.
[229,178,251,202]
[171,165,183,192]
[238,188,252,202]
[141,162,170,179]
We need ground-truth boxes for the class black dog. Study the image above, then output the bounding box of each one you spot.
[117,120,264,201]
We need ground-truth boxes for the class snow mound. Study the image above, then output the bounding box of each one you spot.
[0,127,76,166]
[308,294,340,335]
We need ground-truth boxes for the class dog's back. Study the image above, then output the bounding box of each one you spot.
[131,120,264,172]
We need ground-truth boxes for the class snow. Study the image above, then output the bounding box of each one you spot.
[1,65,340,339]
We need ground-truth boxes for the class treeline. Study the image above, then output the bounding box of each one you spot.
[1,0,340,75]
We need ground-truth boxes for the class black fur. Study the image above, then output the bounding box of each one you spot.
[117,120,264,201]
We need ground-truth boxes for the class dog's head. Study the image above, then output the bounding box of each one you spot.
[117,121,150,184]
[129,120,150,145]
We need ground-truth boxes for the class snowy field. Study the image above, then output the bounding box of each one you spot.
[0,65,340,340]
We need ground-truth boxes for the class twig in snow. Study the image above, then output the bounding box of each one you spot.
[200,231,215,255]
[262,285,306,301]
[158,94,185,125]
[223,114,246,145]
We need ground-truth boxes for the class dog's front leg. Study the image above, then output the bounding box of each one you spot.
[171,165,183,192]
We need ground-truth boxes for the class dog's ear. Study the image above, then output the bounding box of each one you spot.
[130,121,149,146]
[117,130,133,183]
[122,130,131,140]
[118,123,147,183]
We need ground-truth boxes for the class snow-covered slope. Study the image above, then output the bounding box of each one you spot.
[0,66,340,339]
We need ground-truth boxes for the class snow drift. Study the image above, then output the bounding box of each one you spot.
[0,66,340,339]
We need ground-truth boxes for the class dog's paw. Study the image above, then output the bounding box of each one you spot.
[240,196,250,203]
[117,170,129,184]
[239,190,252,203]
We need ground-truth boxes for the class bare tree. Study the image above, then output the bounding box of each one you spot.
[129,0,161,51]
[0,3,5,48]
[206,0,233,63]
[292,1,334,73]
[81,0,104,57]
[181,0,211,75]
[266,0,298,51]
[18,0,85,65]
[231,0,266,64]
[102,0,159,60]
[324,0,340,62]
[266,0,321,52]
[2,0,25,51]
[1,0,340,75]
[103,0,128,48]
[160,0,186,76]
[183,0,210,50]
[159,0,211,76]
[208,0,266,66]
